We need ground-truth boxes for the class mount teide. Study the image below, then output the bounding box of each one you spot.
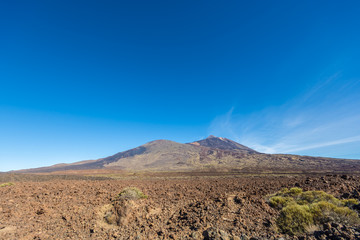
[17,136,360,174]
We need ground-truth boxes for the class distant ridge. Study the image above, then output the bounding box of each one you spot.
[16,136,360,174]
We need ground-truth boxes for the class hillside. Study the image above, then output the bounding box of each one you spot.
[16,136,360,173]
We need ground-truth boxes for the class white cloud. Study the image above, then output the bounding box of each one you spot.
[282,135,360,153]
[208,75,360,158]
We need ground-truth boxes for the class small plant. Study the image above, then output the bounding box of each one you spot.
[341,198,359,207]
[277,204,314,235]
[116,187,148,200]
[268,188,360,235]
[102,187,148,226]
[102,204,117,225]
[0,182,14,187]
[269,196,295,209]
[288,187,303,196]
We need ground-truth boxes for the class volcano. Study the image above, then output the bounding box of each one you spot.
[17,136,360,174]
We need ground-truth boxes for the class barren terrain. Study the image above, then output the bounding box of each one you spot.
[1,173,360,239]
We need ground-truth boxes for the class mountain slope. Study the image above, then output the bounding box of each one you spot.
[100,140,201,170]
[16,136,360,173]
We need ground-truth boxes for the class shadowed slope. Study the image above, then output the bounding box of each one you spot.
[102,140,201,170]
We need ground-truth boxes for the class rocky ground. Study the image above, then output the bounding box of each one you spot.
[0,174,360,239]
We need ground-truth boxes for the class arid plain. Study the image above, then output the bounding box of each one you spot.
[0,173,360,239]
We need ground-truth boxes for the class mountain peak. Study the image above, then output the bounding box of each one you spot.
[189,136,257,152]
[207,135,218,139]
[206,135,227,141]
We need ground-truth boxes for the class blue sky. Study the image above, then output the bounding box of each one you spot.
[1,1,360,171]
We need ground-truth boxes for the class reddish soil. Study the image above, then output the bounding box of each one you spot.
[0,174,360,239]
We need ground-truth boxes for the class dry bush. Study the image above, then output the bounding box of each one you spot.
[116,187,148,200]
[100,187,148,227]
[268,187,360,235]
[0,182,14,187]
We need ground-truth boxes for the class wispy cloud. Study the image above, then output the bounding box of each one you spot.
[209,74,360,159]
[283,135,360,153]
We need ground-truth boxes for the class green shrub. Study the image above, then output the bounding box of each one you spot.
[116,187,148,200]
[309,200,359,224]
[277,204,313,235]
[268,188,360,235]
[299,190,338,205]
[331,206,360,225]
[269,196,295,209]
[0,182,14,187]
[289,187,303,196]
[276,187,303,197]
[341,198,359,207]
